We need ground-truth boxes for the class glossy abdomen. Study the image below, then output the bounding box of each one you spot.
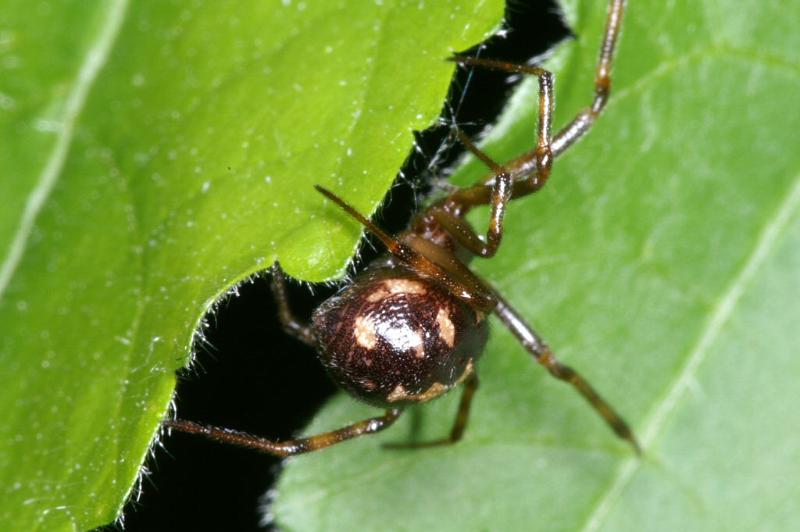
[312,267,488,408]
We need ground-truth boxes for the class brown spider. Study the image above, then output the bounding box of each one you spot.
[165,0,639,456]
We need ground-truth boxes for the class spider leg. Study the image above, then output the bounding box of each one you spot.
[448,57,554,186]
[314,185,498,312]
[440,0,625,214]
[492,290,641,454]
[444,372,479,444]
[429,130,513,258]
[164,409,403,457]
[270,262,316,346]
[551,0,625,157]
[386,373,479,449]
[435,58,553,254]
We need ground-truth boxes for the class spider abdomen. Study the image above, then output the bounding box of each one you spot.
[312,266,488,408]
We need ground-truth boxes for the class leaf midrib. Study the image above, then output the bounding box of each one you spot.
[579,175,800,532]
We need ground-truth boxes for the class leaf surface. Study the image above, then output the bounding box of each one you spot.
[0,1,502,529]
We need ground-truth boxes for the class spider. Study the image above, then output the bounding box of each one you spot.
[165,0,639,456]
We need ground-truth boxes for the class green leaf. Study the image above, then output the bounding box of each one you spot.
[275,1,800,530]
[0,1,502,529]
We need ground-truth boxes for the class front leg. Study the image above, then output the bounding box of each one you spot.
[429,129,512,258]
[433,57,556,258]
[440,0,626,213]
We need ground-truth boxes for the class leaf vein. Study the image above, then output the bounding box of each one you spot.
[580,175,800,532]
[0,0,129,302]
